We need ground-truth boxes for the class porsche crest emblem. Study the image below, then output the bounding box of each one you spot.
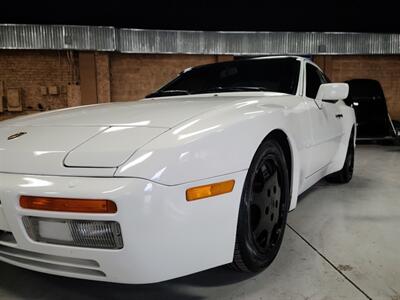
[7,132,27,140]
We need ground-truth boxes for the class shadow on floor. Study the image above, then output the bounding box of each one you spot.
[0,261,257,300]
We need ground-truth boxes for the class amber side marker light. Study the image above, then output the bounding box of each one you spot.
[20,196,117,213]
[186,180,235,201]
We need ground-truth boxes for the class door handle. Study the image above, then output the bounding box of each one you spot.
[335,114,343,119]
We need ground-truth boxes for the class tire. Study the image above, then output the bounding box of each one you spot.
[231,139,290,272]
[326,133,355,184]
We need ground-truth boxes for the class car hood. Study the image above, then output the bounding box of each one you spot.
[0,96,237,175]
[0,125,168,174]
[0,93,285,176]
[1,97,232,128]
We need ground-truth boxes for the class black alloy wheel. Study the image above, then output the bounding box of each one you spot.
[232,139,290,272]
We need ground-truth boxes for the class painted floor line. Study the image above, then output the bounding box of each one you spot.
[287,224,372,300]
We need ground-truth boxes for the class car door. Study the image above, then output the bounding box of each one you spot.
[305,63,344,176]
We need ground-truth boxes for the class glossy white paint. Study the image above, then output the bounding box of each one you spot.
[0,99,232,127]
[0,171,246,284]
[64,126,168,168]
[0,126,115,176]
[317,83,349,101]
[0,56,356,283]
[315,83,349,109]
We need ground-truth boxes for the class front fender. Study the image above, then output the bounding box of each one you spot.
[115,101,296,186]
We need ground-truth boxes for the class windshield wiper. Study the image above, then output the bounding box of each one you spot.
[145,89,190,98]
[194,86,269,94]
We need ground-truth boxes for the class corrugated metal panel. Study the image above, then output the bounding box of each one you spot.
[0,24,115,51]
[1,25,400,55]
[118,29,400,55]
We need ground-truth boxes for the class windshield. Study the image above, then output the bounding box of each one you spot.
[147,58,300,98]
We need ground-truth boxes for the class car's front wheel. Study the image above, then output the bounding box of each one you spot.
[231,139,290,272]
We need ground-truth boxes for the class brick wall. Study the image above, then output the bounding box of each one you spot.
[110,54,233,101]
[0,51,233,112]
[4,51,399,122]
[0,50,78,111]
[314,55,400,120]
[95,52,111,103]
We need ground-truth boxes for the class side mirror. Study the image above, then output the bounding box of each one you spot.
[315,83,349,109]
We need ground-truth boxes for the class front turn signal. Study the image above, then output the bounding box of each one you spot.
[20,196,117,213]
[186,180,235,201]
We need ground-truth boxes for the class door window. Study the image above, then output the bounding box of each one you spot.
[306,64,324,99]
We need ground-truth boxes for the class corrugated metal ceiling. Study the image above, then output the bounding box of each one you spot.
[0,24,115,51]
[1,24,400,55]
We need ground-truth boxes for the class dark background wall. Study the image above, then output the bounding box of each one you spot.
[315,55,400,120]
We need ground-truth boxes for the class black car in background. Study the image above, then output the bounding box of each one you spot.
[344,79,398,141]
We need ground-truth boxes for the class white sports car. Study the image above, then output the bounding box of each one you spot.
[0,56,355,284]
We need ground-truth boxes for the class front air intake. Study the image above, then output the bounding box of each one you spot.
[22,217,123,249]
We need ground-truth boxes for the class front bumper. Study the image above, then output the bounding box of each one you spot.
[0,171,246,284]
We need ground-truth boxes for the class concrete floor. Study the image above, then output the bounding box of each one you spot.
[0,145,399,300]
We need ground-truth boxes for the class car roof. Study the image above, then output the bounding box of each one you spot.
[184,55,309,73]
[250,55,307,61]
[250,55,321,69]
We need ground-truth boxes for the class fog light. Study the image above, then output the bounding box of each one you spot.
[22,217,123,249]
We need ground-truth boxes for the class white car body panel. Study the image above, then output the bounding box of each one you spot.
[0,56,356,283]
[64,126,168,168]
[115,93,310,203]
[0,171,245,284]
[0,99,231,128]
[0,126,113,176]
